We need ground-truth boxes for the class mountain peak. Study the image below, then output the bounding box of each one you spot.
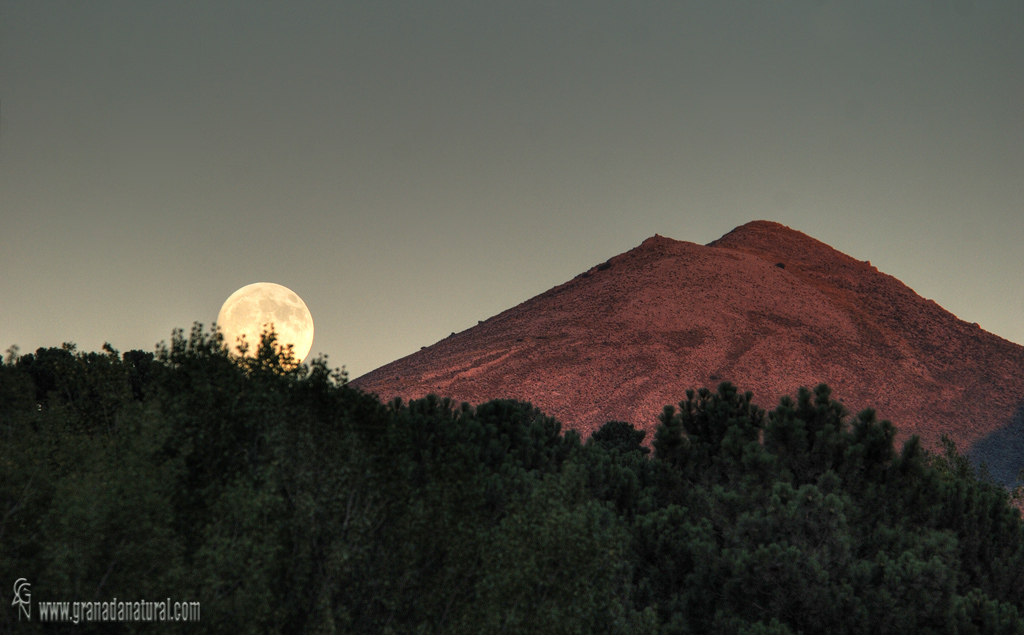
[710,220,836,257]
[638,233,682,249]
[717,219,796,237]
[708,220,875,285]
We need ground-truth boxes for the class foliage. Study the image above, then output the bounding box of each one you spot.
[2,327,1023,634]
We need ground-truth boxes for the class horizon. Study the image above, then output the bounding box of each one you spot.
[5,220,1023,378]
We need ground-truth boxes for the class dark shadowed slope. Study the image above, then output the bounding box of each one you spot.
[351,221,1024,482]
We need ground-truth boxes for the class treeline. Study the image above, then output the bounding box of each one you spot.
[2,325,1023,634]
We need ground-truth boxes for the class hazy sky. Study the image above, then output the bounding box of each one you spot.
[2,1,1022,379]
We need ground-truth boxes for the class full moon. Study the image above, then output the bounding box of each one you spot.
[217,283,314,363]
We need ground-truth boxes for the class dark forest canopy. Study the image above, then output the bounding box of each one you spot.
[2,325,1024,634]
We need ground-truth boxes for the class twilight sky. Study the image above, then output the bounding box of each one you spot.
[2,1,1022,379]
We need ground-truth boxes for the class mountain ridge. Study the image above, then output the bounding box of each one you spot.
[352,221,1024,483]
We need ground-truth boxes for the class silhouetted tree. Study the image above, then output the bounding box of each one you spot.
[3,329,1023,634]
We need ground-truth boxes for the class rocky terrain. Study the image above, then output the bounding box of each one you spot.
[351,221,1024,484]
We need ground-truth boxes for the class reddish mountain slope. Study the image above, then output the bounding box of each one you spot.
[351,221,1024,483]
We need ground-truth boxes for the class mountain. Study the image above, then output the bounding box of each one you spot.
[351,221,1024,484]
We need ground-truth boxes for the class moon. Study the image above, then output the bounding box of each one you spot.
[217,282,314,363]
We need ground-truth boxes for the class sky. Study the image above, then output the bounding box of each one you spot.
[1,1,1022,379]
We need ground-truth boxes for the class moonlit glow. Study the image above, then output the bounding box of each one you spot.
[217,283,314,363]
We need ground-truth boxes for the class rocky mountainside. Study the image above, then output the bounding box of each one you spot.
[351,221,1024,484]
